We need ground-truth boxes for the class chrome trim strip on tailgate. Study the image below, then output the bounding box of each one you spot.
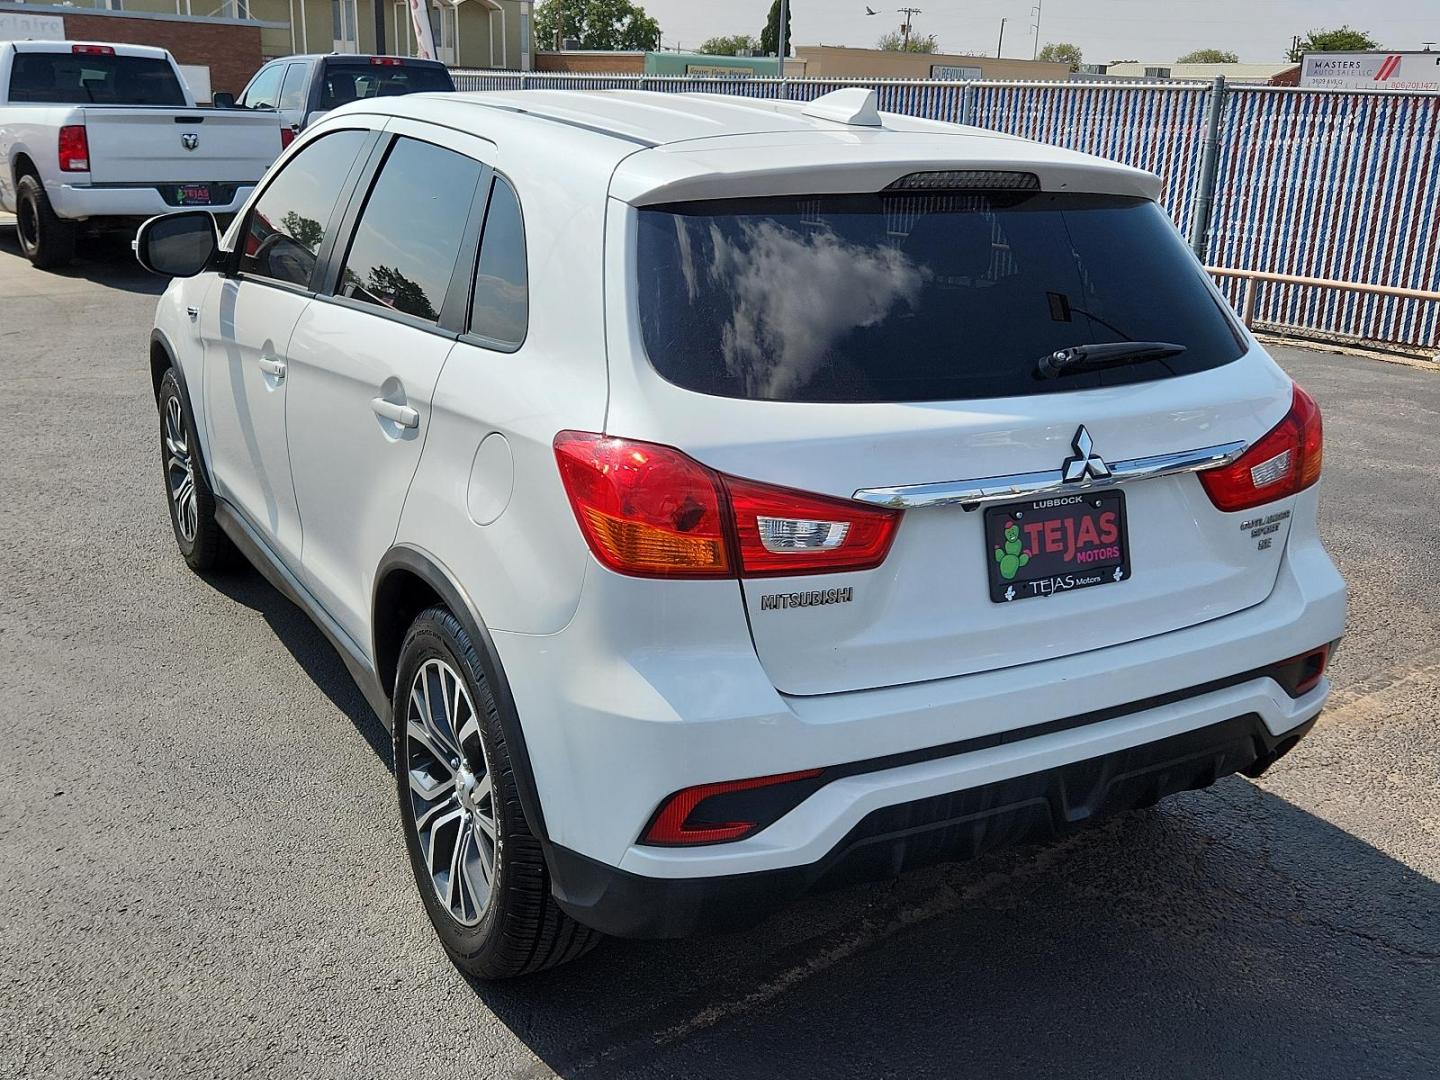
[852,441,1248,510]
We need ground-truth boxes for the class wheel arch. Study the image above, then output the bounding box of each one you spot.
[374,545,551,842]
[150,329,217,492]
[11,150,37,182]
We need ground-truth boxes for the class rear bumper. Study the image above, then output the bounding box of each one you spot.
[548,710,1316,939]
[491,511,1345,875]
[48,181,255,221]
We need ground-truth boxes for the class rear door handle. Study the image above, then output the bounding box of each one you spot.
[257,356,286,380]
[371,397,419,429]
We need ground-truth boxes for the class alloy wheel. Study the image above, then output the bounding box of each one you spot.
[164,395,198,543]
[405,657,497,927]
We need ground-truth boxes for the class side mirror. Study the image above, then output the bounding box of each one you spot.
[211,91,236,109]
[134,211,220,277]
[304,110,329,129]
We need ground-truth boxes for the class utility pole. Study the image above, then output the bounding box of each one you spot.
[996,17,1006,58]
[1030,0,1043,60]
[778,0,789,63]
[897,6,922,50]
[554,0,564,51]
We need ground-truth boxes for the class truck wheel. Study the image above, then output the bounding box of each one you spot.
[15,173,77,269]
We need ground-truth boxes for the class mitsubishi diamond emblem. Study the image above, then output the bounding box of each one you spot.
[181,132,200,151]
[1062,425,1111,483]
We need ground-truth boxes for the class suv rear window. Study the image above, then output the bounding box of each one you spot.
[635,191,1245,402]
[8,53,187,106]
[317,62,453,111]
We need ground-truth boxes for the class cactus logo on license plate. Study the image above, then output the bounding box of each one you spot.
[984,490,1130,603]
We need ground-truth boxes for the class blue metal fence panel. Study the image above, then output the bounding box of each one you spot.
[446,70,1438,352]
[1210,88,1440,351]
[971,82,1211,230]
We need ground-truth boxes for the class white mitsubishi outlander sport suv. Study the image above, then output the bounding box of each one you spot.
[137,88,1346,978]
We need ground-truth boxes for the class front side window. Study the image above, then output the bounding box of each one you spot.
[337,137,483,323]
[636,191,1245,403]
[468,177,528,347]
[237,129,369,288]
[277,63,308,111]
[239,64,283,110]
[8,53,186,106]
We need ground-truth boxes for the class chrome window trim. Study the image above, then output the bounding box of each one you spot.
[851,440,1248,510]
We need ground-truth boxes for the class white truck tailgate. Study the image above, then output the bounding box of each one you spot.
[83,108,280,183]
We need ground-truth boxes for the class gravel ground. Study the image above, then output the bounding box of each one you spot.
[1,231,1436,1080]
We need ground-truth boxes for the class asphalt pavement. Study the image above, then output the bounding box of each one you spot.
[1,231,1437,1079]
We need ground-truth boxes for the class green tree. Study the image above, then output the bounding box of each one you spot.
[278,211,324,252]
[698,33,760,57]
[1177,48,1239,64]
[363,265,438,321]
[1037,42,1083,71]
[1287,25,1379,62]
[759,0,792,57]
[534,0,661,52]
[876,31,941,53]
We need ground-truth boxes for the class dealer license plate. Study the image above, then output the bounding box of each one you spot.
[984,490,1130,603]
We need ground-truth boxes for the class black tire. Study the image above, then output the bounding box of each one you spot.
[157,368,232,572]
[394,606,601,979]
[15,173,77,269]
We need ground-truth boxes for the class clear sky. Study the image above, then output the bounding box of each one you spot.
[638,0,1440,65]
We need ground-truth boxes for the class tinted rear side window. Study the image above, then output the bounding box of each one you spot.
[8,53,187,106]
[338,137,483,323]
[635,192,1245,403]
[468,176,528,347]
[317,62,453,110]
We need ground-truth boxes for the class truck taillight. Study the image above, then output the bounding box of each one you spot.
[71,44,115,55]
[553,432,901,580]
[58,125,90,172]
[280,126,296,149]
[370,56,404,65]
[1200,384,1323,512]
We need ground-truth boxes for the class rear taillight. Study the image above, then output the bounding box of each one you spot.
[553,432,732,578]
[726,475,899,576]
[280,126,297,149]
[71,44,115,55]
[58,125,89,172]
[553,432,901,580]
[370,56,404,65]
[1200,384,1323,513]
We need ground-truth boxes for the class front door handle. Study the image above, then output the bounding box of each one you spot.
[371,397,419,429]
[257,356,287,380]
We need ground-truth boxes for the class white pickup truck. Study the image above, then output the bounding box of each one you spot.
[0,41,283,267]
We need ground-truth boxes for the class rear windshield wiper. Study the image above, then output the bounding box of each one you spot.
[1036,341,1187,379]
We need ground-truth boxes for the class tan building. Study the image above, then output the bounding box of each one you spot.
[20,0,530,72]
[1101,61,1297,84]
[794,45,1070,81]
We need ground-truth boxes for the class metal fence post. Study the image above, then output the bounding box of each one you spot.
[1188,76,1227,261]
[519,70,529,91]
[960,81,977,126]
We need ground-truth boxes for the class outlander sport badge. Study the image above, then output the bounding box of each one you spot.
[1062,425,1111,482]
[181,133,199,151]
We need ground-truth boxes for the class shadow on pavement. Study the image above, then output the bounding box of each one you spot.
[203,560,394,770]
[0,222,168,295]
[464,785,1439,1079]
